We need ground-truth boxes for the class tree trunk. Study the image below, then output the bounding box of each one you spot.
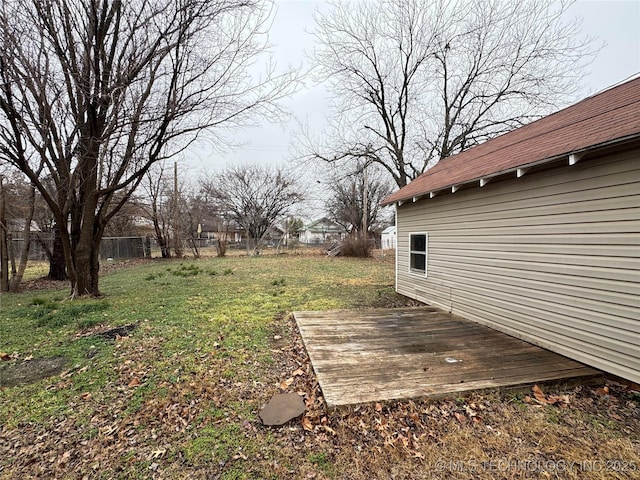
[9,184,37,292]
[48,228,68,280]
[73,234,101,297]
[0,177,8,293]
[144,236,151,258]
[71,179,101,296]
[173,231,183,258]
[153,216,171,258]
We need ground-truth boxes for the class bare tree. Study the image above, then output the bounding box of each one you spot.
[141,161,209,259]
[173,181,213,259]
[0,0,298,296]
[201,165,303,254]
[8,178,37,292]
[102,195,144,237]
[325,165,393,235]
[141,164,173,259]
[305,0,596,188]
[0,169,41,292]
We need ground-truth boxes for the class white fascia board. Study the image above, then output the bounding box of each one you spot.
[569,153,584,165]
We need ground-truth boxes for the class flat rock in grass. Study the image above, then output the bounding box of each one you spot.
[259,393,306,426]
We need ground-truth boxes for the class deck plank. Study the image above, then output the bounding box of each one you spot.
[294,307,602,408]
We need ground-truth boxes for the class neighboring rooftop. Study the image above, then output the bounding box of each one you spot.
[303,217,345,233]
[382,76,640,206]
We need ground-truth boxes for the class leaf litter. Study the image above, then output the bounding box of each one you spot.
[0,313,638,479]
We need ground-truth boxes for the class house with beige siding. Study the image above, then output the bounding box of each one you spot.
[381,77,640,384]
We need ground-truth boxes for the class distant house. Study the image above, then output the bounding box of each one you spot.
[380,226,397,250]
[198,220,244,244]
[382,77,640,384]
[299,218,346,244]
[263,224,287,246]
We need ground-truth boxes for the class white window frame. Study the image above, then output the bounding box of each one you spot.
[409,232,428,277]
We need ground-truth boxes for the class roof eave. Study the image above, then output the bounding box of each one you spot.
[381,132,640,208]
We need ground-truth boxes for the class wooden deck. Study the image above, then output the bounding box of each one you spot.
[294,307,603,408]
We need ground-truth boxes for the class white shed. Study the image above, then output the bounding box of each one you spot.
[380,226,396,250]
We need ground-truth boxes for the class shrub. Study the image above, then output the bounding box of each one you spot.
[340,234,372,258]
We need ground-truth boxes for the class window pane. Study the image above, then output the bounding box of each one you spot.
[411,253,426,272]
[411,234,426,252]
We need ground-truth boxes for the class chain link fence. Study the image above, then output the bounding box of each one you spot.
[10,235,151,261]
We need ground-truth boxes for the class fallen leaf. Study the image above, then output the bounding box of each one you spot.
[532,384,551,404]
[80,392,92,400]
[279,377,294,390]
[233,452,248,461]
[150,449,166,459]
[301,417,314,431]
[321,425,336,435]
[0,352,10,361]
[454,412,466,423]
[375,403,383,412]
[292,368,304,377]
[59,450,72,465]
[128,377,141,387]
[242,419,253,432]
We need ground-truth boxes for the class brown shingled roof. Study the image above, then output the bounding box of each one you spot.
[381,77,640,206]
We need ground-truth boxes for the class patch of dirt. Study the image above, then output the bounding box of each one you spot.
[19,278,68,292]
[81,323,138,340]
[370,291,425,308]
[0,356,68,387]
[18,258,153,292]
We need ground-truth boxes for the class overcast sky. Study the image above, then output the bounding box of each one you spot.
[183,0,640,217]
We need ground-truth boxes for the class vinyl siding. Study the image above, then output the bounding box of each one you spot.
[396,148,640,383]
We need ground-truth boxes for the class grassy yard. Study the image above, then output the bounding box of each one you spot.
[0,254,638,479]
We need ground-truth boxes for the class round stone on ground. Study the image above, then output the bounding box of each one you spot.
[259,392,306,426]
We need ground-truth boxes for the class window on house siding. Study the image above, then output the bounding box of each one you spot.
[409,233,428,276]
